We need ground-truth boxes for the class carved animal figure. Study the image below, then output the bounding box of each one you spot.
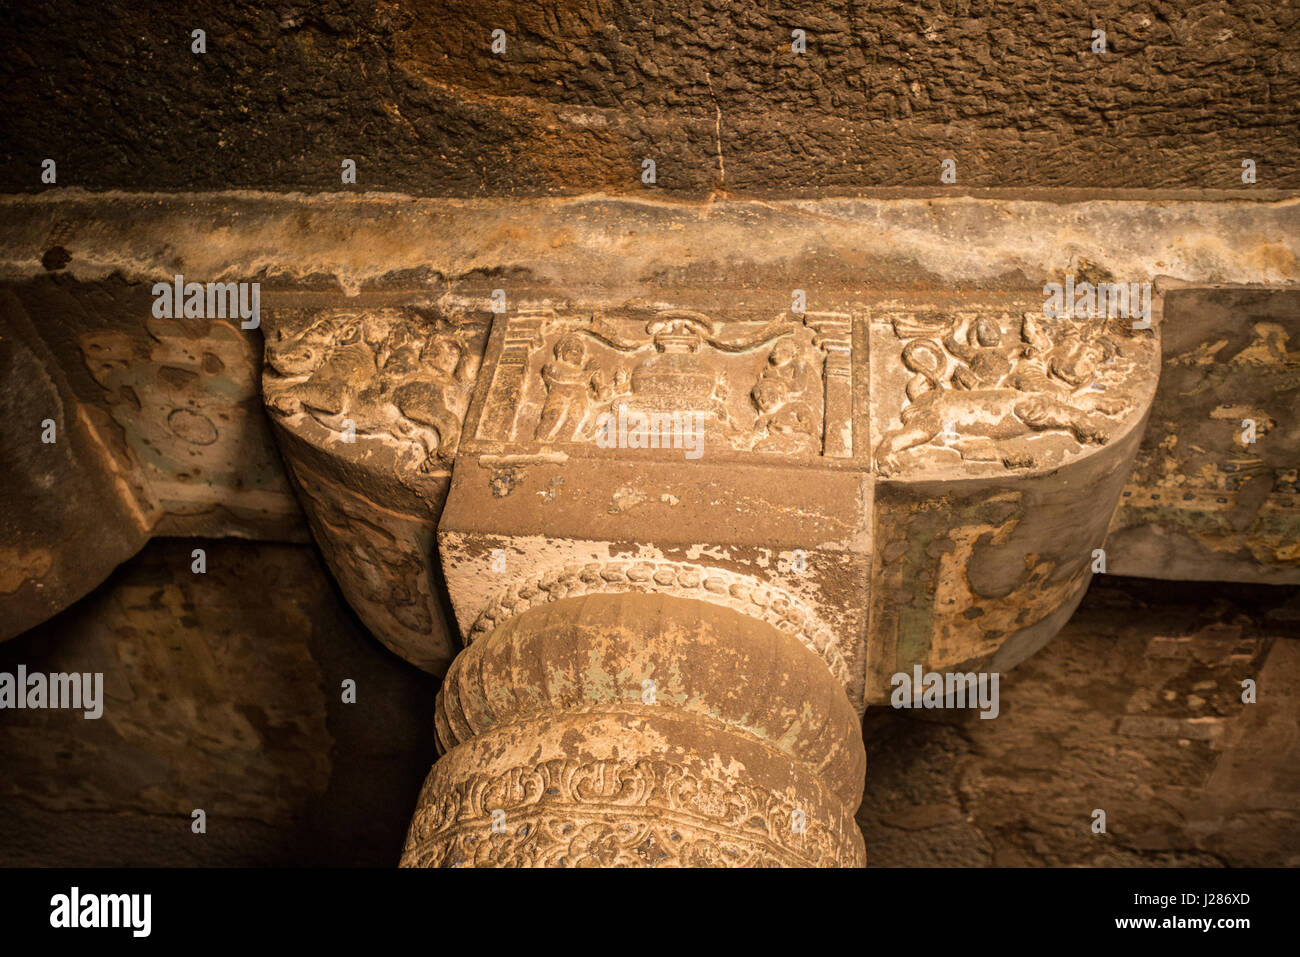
[265,315,376,416]
[875,313,1133,473]
[267,313,473,470]
[875,387,1115,473]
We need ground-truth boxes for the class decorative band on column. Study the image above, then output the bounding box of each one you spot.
[401,592,867,868]
[402,709,863,867]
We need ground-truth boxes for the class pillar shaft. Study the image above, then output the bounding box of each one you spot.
[401,593,866,867]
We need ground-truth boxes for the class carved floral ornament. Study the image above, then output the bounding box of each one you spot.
[402,756,854,868]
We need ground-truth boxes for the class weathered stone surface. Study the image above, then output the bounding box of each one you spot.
[3,541,1293,867]
[1,0,1297,875]
[0,275,306,641]
[403,593,866,867]
[1105,288,1300,583]
[431,292,1157,709]
[262,303,491,672]
[0,193,1295,870]
[867,432,1145,705]
[442,303,872,700]
[0,540,438,866]
[2,2,1297,193]
[871,301,1158,478]
[3,193,1297,295]
[1,196,1292,716]
[860,576,1300,867]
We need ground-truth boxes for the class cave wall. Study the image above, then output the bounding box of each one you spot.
[2,0,1297,194]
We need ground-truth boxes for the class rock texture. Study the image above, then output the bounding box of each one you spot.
[2,1,1297,193]
[4,193,1297,294]
[860,575,1300,867]
[0,540,438,867]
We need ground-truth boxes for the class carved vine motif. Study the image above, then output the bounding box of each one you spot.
[264,306,482,471]
[479,309,854,457]
[875,311,1139,474]
[467,559,849,683]
[402,757,861,868]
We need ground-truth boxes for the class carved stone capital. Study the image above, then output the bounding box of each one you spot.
[258,291,1164,866]
[444,304,875,705]
[261,302,490,673]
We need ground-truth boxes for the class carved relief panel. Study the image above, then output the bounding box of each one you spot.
[466,307,864,463]
[254,293,1163,711]
[261,302,492,676]
[264,305,488,476]
[444,303,875,708]
[863,293,1162,705]
[870,303,1158,478]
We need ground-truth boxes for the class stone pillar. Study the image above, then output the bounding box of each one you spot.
[257,299,1166,867]
[401,592,866,868]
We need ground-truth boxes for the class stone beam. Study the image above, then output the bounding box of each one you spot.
[2,192,1297,294]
